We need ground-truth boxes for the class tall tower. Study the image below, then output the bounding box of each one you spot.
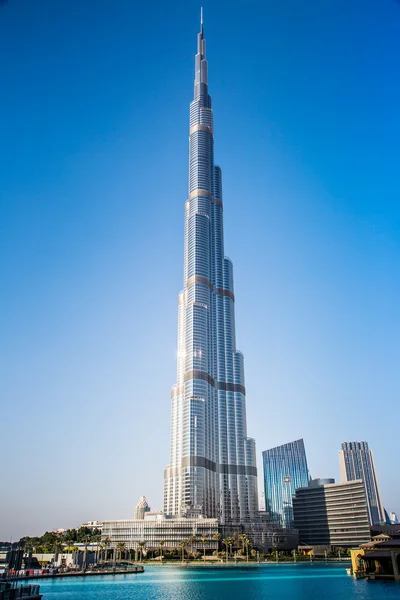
[164,13,258,525]
[339,441,386,525]
[262,439,310,528]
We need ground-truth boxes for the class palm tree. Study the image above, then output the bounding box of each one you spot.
[138,541,146,563]
[188,535,197,559]
[82,536,91,570]
[159,540,165,563]
[240,535,250,563]
[53,539,64,568]
[116,542,126,562]
[69,545,79,568]
[200,535,208,561]
[102,537,110,563]
[94,533,102,565]
[222,538,230,563]
[213,532,221,551]
[178,540,188,564]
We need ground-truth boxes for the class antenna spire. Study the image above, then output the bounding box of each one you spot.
[200,7,203,30]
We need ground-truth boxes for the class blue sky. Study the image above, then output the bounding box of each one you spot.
[1,0,399,540]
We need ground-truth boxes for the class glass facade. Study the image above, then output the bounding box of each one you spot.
[339,441,385,525]
[164,17,258,525]
[262,439,310,528]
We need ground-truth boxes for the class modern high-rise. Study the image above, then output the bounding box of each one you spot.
[339,441,385,525]
[134,496,150,520]
[262,439,310,528]
[164,13,258,525]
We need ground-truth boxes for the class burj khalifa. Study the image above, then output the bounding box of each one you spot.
[164,12,259,525]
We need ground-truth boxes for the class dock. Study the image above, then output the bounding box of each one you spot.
[9,565,144,582]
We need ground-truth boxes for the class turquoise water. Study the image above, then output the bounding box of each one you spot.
[30,564,399,600]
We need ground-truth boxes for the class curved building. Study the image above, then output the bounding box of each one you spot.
[164,13,258,525]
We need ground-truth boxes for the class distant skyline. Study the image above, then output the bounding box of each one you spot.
[1,0,399,540]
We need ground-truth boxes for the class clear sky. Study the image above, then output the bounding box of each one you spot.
[1,0,399,540]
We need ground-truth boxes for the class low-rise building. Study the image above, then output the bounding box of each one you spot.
[293,479,370,547]
[102,515,219,552]
[102,513,299,554]
[81,521,103,531]
[350,537,400,580]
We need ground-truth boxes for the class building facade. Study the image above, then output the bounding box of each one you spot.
[102,515,219,552]
[293,480,371,547]
[339,441,385,525]
[262,439,310,528]
[164,13,258,525]
[134,496,151,520]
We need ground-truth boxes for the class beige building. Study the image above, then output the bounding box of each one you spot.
[293,479,371,547]
[102,514,219,551]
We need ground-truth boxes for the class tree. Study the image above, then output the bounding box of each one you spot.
[159,540,165,563]
[64,529,78,545]
[188,535,197,559]
[239,534,251,563]
[98,542,105,564]
[138,541,146,563]
[103,537,110,562]
[200,535,208,560]
[117,542,126,562]
[222,538,230,563]
[179,540,188,563]
[53,537,64,567]
[228,536,235,558]
[213,532,221,553]
[82,536,91,570]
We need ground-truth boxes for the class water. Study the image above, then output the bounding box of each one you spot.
[29,564,399,600]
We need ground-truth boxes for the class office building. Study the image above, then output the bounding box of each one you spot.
[262,439,310,528]
[339,441,385,525]
[134,496,151,520]
[293,480,371,547]
[164,11,258,524]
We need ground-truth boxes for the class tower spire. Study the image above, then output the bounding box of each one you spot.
[195,7,207,94]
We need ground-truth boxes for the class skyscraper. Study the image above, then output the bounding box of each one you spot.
[262,439,310,528]
[134,496,150,520]
[339,441,385,525]
[164,13,258,525]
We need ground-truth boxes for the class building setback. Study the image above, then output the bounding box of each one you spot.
[339,441,386,526]
[262,439,310,528]
[293,480,371,547]
[164,12,258,524]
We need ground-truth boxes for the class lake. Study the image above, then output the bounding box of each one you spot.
[31,563,399,600]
